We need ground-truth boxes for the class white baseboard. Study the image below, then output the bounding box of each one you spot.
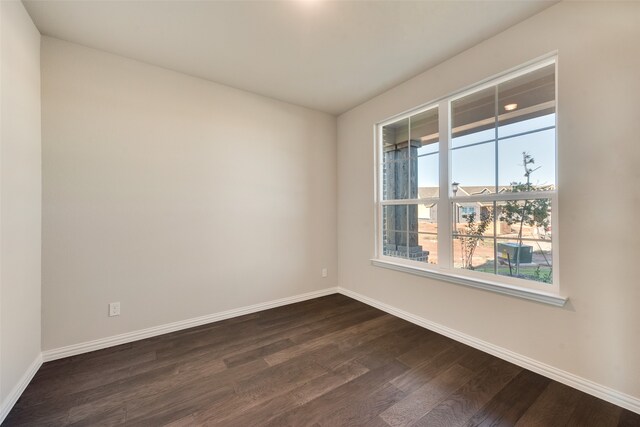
[42,287,339,362]
[337,287,640,415]
[0,353,43,424]
[15,285,640,419]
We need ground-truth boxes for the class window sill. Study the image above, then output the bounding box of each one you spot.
[370,258,568,307]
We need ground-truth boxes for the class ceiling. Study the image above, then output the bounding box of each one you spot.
[24,0,557,115]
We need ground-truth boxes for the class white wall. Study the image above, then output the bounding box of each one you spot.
[0,0,42,405]
[41,37,337,350]
[338,1,640,400]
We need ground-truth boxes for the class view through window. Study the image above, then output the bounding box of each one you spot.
[378,59,557,291]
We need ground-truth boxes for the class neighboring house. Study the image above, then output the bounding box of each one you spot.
[454,186,510,225]
[417,187,439,221]
[418,185,553,229]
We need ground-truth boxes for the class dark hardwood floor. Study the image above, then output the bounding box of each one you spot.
[6,294,639,426]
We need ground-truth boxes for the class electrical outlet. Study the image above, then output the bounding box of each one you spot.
[321,268,328,278]
[109,302,121,317]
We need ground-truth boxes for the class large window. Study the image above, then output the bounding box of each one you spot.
[376,58,560,300]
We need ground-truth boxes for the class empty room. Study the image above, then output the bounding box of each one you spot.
[1,0,639,425]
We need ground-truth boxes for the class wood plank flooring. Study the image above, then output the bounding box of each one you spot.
[5,294,639,426]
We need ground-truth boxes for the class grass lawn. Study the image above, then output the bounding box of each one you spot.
[473,262,552,283]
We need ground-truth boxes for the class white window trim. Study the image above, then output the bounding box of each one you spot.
[373,54,566,307]
[370,258,567,306]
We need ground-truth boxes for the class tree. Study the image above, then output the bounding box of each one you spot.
[499,152,552,277]
[459,209,493,270]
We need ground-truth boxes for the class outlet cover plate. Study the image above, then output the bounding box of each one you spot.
[109,302,121,317]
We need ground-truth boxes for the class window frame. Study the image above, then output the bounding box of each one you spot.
[373,55,564,305]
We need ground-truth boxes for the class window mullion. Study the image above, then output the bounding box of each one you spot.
[437,101,451,269]
[494,86,499,275]
[406,115,411,260]
[376,125,382,258]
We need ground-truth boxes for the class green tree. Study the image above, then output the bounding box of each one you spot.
[459,209,493,270]
[499,152,552,277]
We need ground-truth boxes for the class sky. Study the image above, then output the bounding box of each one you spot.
[416,114,556,190]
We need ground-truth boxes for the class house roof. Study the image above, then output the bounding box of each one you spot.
[456,186,511,196]
[418,184,554,199]
[418,187,439,199]
[418,185,509,198]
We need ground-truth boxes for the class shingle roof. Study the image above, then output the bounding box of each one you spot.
[418,184,553,198]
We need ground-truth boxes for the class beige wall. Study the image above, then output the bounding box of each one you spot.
[41,37,337,350]
[0,0,42,404]
[338,1,640,399]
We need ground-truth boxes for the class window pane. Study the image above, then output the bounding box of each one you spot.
[417,154,439,196]
[414,233,437,265]
[453,235,496,272]
[498,126,555,189]
[496,238,553,284]
[498,63,555,139]
[452,86,496,149]
[496,199,552,241]
[383,205,407,233]
[418,144,439,156]
[452,201,495,271]
[495,198,553,284]
[411,108,439,155]
[382,160,409,200]
[498,114,555,139]
[383,204,407,260]
[451,142,496,195]
[453,202,494,236]
[383,117,409,150]
[418,204,438,233]
[411,108,439,198]
[383,204,424,262]
[382,117,411,200]
[451,128,494,150]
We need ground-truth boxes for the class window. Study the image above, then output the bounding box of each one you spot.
[460,206,476,217]
[381,107,439,265]
[375,57,561,302]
